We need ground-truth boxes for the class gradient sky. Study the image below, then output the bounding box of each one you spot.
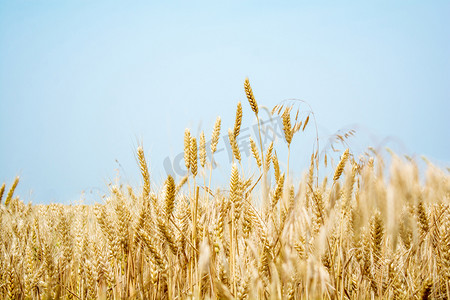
[1,1,449,204]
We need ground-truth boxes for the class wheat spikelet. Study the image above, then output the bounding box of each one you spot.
[264,142,274,173]
[176,175,188,194]
[306,153,315,197]
[236,276,249,300]
[311,190,325,231]
[416,201,429,235]
[250,137,262,169]
[58,208,73,271]
[242,202,252,238]
[271,104,280,115]
[229,164,242,220]
[244,77,258,115]
[211,116,221,154]
[112,187,132,254]
[280,185,295,228]
[399,209,413,249]
[272,151,280,183]
[271,173,285,209]
[7,266,16,299]
[156,215,178,255]
[258,228,271,287]
[184,128,191,171]
[165,175,175,218]
[175,197,190,251]
[93,243,109,299]
[199,131,206,168]
[282,108,293,145]
[127,184,137,202]
[370,211,384,264]
[302,115,309,131]
[0,182,5,204]
[233,101,242,138]
[137,146,151,201]
[228,128,241,162]
[213,197,226,253]
[137,229,166,271]
[333,149,350,181]
[4,176,19,207]
[292,121,302,134]
[342,163,357,211]
[190,136,198,177]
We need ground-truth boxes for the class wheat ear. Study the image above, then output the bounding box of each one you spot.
[0,183,5,204]
[165,175,175,218]
[211,116,221,154]
[190,136,198,177]
[244,78,258,115]
[272,151,280,183]
[137,146,151,201]
[233,101,242,138]
[282,108,293,145]
[230,164,242,220]
[271,173,285,209]
[333,149,350,181]
[264,142,274,173]
[199,131,206,168]
[228,128,241,162]
[4,176,19,207]
[184,129,191,171]
[250,137,262,169]
[370,211,384,264]
[416,201,429,234]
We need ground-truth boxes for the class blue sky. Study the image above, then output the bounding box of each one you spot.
[1,1,449,204]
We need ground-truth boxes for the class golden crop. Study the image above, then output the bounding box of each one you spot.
[1,79,449,299]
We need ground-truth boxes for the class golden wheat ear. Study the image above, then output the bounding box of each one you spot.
[282,107,293,145]
[164,175,175,219]
[199,131,206,168]
[249,137,262,169]
[4,176,19,207]
[244,77,258,115]
[233,101,242,139]
[228,128,241,162]
[0,182,5,204]
[210,116,221,154]
[184,128,191,171]
[333,149,350,181]
[137,146,151,201]
[190,136,198,177]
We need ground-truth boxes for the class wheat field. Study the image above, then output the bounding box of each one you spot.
[1,79,449,299]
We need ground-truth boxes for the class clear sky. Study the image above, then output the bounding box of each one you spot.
[1,1,449,204]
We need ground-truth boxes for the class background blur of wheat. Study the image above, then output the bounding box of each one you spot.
[1,80,449,300]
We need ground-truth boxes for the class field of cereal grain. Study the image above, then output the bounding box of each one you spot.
[1,79,449,299]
